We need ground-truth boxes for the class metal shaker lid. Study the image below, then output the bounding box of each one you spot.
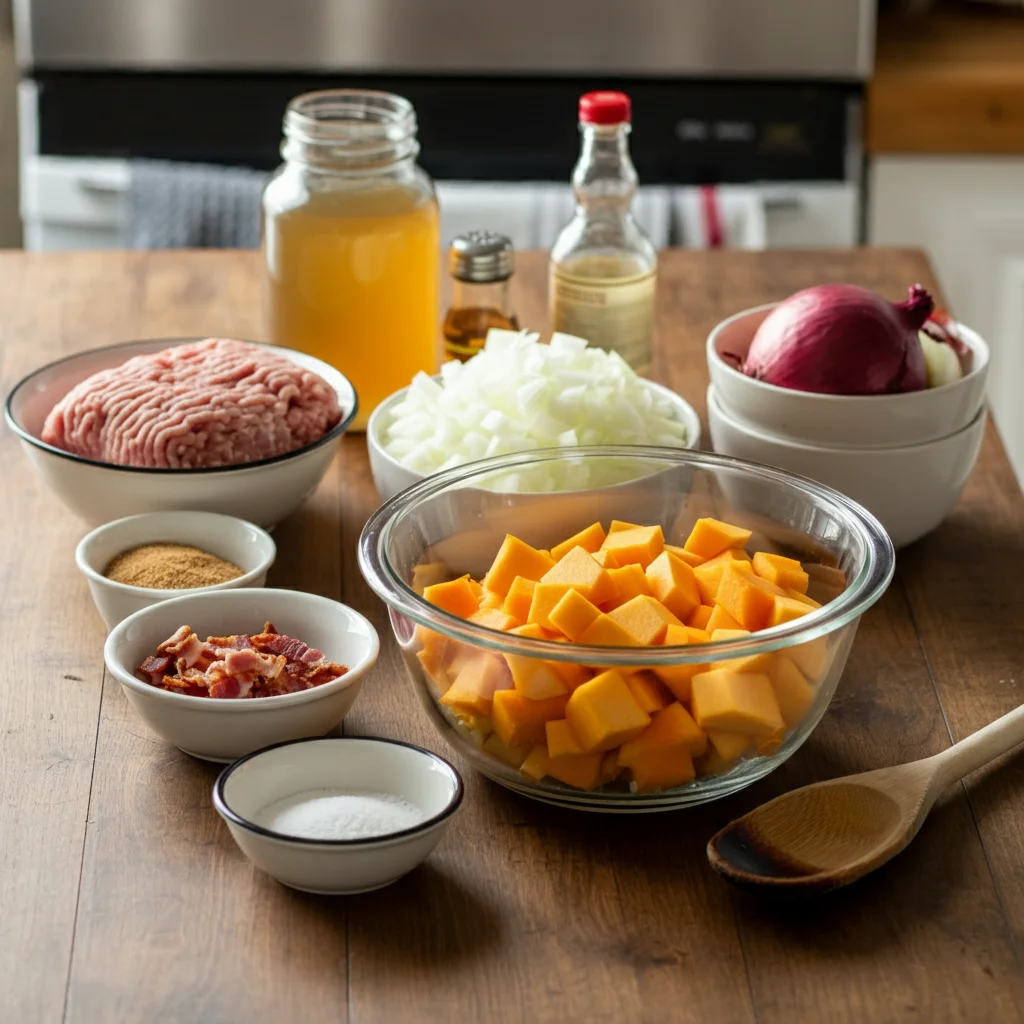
[448,230,515,283]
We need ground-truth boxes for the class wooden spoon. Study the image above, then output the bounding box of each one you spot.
[707,703,1024,894]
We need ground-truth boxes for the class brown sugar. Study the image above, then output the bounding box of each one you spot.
[103,542,244,589]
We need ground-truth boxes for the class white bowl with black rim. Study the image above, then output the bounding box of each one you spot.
[213,737,464,894]
[3,337,358,528]
[103,588,379,761]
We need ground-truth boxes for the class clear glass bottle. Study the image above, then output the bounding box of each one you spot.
[442,231,519,362]
[549,91,656,375]
[262,90,440,431]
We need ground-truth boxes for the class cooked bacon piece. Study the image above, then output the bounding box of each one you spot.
[136,624,347,699]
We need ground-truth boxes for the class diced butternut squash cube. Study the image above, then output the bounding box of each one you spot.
[526,582,572,630]
[619,701,707,762]
[551,522,607,561]
[550,658,591,690]
[510,622,545,639]
[565,669,652,753]
[422,575,480,618]
[789,636,830,680]
[683,517,753,560]
[605,564,654,609]
[710,628,751,641]
[545,718,585,758]
[483,733,529,768]
[545,752,604,790]
[600,750,623,784]
[415,627,451,679]
[624,671,673,714]
[787,587,821,608]
[440,654,512,715]
[599,524,665,569]
[768,595,813,628]
[665,544,705,568]
[721,650,777,675]
[479,589,505,611]
[411,561,451,595]
[548,588,602,641]
[752,551,810,593]
[693,549,755,605]
[608,595,681,645]
[608,519,642,534]
[492,690,570,748]
[592,549,617,568]
[686,604,714,630]
[691,669,785,737]
[504,648,568,700]
[541,547,616,605]
[706,729,753,762]
[503,576,537,622]
[520,745,550,780]
[626,748,696,793]
[468,607,518,632]
[576,613,639,647]
[483,535,556,596]
[771,655,816,725]
[653,623,710,702]
[705,604,744,633]
[645,551,701,620]
[715,564,787,631]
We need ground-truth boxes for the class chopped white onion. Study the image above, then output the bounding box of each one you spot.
[381,329,688,490]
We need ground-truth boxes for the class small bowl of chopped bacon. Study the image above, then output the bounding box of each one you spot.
[104,588,379,761]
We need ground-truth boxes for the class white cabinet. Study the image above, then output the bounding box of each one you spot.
[868,156,1024,486]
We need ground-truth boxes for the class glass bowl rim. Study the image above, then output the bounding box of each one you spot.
[358,444,895,666]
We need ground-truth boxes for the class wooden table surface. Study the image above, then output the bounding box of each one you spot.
[4,249,1024,1024]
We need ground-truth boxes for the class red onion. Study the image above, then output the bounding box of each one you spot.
[735,284,934,395]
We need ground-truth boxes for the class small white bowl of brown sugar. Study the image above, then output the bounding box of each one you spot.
[76,511,276,630]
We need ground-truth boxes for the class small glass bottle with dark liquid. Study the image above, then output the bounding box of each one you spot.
[443,231,519,362]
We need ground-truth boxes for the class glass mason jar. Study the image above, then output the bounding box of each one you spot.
[262,90,441,431]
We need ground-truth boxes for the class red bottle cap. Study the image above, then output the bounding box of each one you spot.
[579,91,631,125]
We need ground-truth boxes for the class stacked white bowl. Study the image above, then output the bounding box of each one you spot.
[705,303,990,548]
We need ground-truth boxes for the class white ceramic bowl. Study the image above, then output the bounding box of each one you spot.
[213,737,463,894]
[707,384,986,548]
[706,304,989,448]
[76,511,277,630]
[104,588,379,761]
[4,338,358,527]
[366,376,703,502]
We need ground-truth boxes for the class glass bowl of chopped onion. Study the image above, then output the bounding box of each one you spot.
[358,446,894,812]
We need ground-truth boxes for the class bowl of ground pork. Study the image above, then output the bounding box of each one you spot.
[4,337,357,527]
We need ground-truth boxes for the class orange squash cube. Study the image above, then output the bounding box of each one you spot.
[768,595,813,628]
[787,587,821,608]
[440,654,512,715]
[605,564,654,609]
[503,576,537,623]
[468,607,518,632]
[479,590,505,611]
[627,748,697,792]
[645,551,701,620]
[789,636,830,680]
[541,546,616,605]
[411,561,452,595]
[492,690,570,748]
[548,588,603,641]
[565,669,651,753]
[526,582,573,630]
[599,524,665,569]
[752,551,810,593]
[550,522,607,561]
[415,627,451,678]
[504,648,568,700]
[549,657,591,690]
[624,670,673,714]
[693,549,754,605]
[619,701,707,762]
[576,613,639,647]
[691,669,785,737]
[592,548,618,568]
[769,655,815,727]
[706,729,753,762]
[483,733,529,768]
[686,604,714,630]
[715,564,787,631]
[683,517,753,561]
[545,751,604,790]
[483,535,556,596]
[705,603,744,633]
[545,718,586,758]
[608,594,681,645]
[600,749,623,784]
[664,544,705,568]
[422,575,480,618]
[519,745,550,780]
[710,628,751,641]
[653,623,710,702]
[608,519,642,534]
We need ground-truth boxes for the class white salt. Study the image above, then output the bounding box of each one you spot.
[254,789,426,841]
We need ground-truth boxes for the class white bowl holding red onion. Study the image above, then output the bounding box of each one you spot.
[706,303,989,449]
[707,384,986,549]
[103,588,379,762]
[3,337,358,528]
[213,737,463,894]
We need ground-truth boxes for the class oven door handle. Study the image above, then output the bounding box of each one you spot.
[78,177,128,195]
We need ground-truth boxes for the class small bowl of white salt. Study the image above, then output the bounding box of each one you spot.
[213,736,463,894]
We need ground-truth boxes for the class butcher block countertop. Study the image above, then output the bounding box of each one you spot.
[4,248,1024,1024]
[868,3,1024,154]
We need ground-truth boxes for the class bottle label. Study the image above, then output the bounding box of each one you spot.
[549,265,655,373]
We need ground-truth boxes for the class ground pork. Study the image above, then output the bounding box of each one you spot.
[41,338,344,469]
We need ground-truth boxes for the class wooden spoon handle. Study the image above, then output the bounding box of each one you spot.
[931,702,1024,787]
